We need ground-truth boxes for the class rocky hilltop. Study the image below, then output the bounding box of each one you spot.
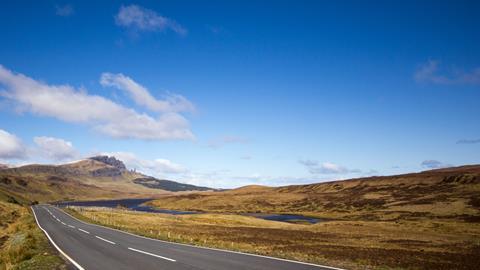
[89,156,126,171]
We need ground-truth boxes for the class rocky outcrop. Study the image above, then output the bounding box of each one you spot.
[90,167,123,177]
[89,156,126,171]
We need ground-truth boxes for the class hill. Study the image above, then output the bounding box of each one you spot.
[147,165,480,221]
[0,156,213,202]
[132,177,213,192]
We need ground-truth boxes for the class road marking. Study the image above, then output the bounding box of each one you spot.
[127,247,176,262]
[68,225,75,228]
[95,236,116,245]
[55,205,343,270]
[78,228,90,234]
[61,222,66,225]
[31,206,86,270]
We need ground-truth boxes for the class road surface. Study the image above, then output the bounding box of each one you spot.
[32,205,343,270]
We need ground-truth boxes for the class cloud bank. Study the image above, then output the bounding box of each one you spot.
[0,65,194,140]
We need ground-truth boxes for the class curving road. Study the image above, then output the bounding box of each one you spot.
[32,205,343,270]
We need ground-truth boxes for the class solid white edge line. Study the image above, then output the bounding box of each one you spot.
[54,206,344,270]
[78,228,90,234]
[127,247,176,262]
[31,206,85,270]
[95,235,116,245]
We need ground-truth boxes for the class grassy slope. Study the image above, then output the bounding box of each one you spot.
[0,191,66,270]
[0,162,170,203]
[147,165,480,221]
[137,165,480,269]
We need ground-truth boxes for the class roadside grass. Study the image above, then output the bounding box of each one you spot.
[65,206,480,270]
[0,200,66,270]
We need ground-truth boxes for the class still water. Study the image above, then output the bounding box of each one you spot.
[57,198,321,224]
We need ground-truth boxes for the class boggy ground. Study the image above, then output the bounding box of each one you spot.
[66,206,480,270]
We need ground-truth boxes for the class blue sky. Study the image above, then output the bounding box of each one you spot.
[0,0,479,188]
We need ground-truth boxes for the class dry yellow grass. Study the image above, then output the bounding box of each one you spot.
[147,165,480,223]
[0,200,66,270]
[67,206,480,270]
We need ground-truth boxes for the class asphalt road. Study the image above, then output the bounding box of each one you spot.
[32,205,343,270]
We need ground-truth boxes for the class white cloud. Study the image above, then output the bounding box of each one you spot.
[414,60,480,85]
[55,4,74,17]
[102,152,187,176]
[100,73,194,113]
[0,129,26,159]
[299,159,361,174]
[33,136,78,161]
[0,65,194,140]
[115,5,187,36]
[208,136,249,149]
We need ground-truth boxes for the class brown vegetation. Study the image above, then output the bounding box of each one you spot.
[139,165,480,269]
[67,205,480,270]
[0,192,66,270]
[147,165,480,222]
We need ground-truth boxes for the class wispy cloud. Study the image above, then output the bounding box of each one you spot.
[299,159,360,174]
[115,5,187,36]
[100,73,194,113]
[0,65,194,141]
[457,138,480,144]
[0,129,27,160]
[208,136,249,149]
[414,60,480,85]
[420,160,451,169]
[55,4,74,17]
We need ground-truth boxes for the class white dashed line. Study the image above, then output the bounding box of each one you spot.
[95,236,116,245]
[78,228,90,234]
[61,222,66,225]
[127,247,176,262]
[68,225,75,228]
